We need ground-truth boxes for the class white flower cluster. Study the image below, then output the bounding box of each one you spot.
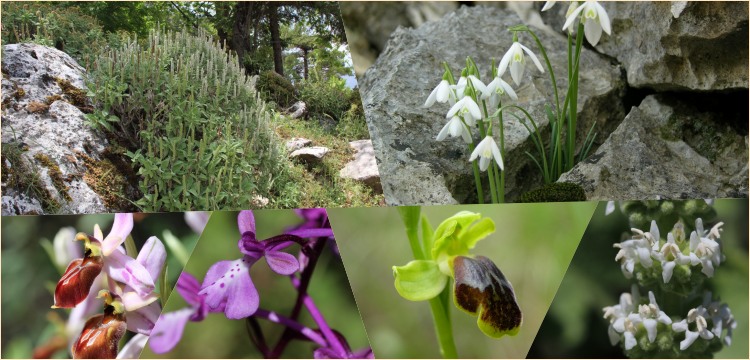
[603,287,672,350]
[613,219,724,283]
[603,288,736,352]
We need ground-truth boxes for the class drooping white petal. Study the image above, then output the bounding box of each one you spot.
[594,1,612,34]
[499,79,518,100]
[498,46,514,77]
[510,60,524,86]
[490,137,504,170]
[464,97,482,121]
[623,331,637,350]
[519,43,545,73]
[436,80,450,102]
[680,330,700,350]
[468,76,488,97]
[662,261,676,283]
[541,1,557,11]
[562,2,587,31]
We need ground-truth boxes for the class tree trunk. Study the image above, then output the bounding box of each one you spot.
[302,48,309,80]
[268,5,284,76]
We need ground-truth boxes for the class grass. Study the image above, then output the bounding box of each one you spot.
[271,113,384,208]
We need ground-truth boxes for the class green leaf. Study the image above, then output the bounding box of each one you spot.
[392,260,447,302]
[162,230,190,267]
[160,264,170,305]
[124,235,138,259]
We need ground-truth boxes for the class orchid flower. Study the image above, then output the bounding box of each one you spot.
[393,211,521,338]
[469,136,504,171]
[563,1,611,46]
[197,210,304,319]
[498,41,544,86]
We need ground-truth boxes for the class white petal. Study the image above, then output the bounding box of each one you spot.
[468,76,488,97]
[460,126,472,144]
[672,320,688,332]
[607,326,620,345]
[662,261,676,283]
[446,98,465,118]
[425,86,439,107]
[541,1,557,11]
[490,137,504,170]
[643,318,657,342]
[499,80,518,101]
[562,3,587,31]
[465,97,482,121]
[519,44,545,73]
[436,80,450,103]
[680,330,700,350]
[701,260,714,277]
[510,61,524,86]
[584,18,603,46]
[498,46,514,76]
[469,142,482,161]
[479,156,490,171]
[436,121,453,141]
[449,118,464,138]
[624,332,637,350]
[595,1,612,34]
[605,201,616,215]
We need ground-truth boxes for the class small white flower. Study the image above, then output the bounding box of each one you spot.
[613,225,657,278]
[469,136,504,171]
[672,306,715,350]
[483,76,518,101]
[603,290,636,347]
[425,79,451,107]
[605,201,616,215]
[447,96,482,125]
[657,232,690,283]
[563,1,612,46]
[467,75,488,97]
[702,292,737,346]
[498,41,545,86]
[436,116,472,144]
[633,291,673,343]
[688,221,722,277]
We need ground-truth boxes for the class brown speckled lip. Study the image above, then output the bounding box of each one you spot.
[453,255,522,336]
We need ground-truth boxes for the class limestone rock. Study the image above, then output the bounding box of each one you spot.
[286,137,313,153]
[286,101,307,119]
[542,1,749,91]
[1,43,119,215]
[340,139,382,193]
[289,146,330,164]
[360,6,625,206]
[558,95,748,200]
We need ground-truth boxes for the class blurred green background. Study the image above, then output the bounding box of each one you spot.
[141,209,370,358]
[328,202,597,358]
[1,212,201,359]
[528,199,748,358]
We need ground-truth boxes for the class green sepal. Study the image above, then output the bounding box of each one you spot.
[431,211,495,261]
[420,214,434,259]
[392,260,447,302]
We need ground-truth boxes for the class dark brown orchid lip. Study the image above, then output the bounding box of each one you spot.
[453,255,522,338]
[71,302,126,359]
[53,254,103,309]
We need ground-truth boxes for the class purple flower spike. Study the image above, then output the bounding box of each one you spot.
[199,257,259,319]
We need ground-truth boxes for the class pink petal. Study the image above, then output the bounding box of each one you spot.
[136,236,166,281]
[237,210,256,235]
[148,308,194,354]
[105,250,155,297]
[126,300,161,335]
[265,250,299,275]
[101,214,133,256]
[176,272,203,307]
[199,257,259,319]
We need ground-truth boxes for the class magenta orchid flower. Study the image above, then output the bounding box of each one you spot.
[198,211,305,319]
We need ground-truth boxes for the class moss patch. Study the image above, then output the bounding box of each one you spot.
[33,153,72,201]
[55,77,93,113]
[518,182,587,203]
[74,150,136,211]
[1,143,60,212]
[26,101,50,114]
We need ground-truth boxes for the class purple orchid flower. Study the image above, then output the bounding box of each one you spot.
[198,211,305,320]
[149,272,217,354]
[287,209,335,272]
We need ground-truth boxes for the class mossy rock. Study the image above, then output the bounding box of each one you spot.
[256,70,297,109]
[518,182,587,203]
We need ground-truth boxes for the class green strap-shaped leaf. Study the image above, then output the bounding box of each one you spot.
[392,260,447,302]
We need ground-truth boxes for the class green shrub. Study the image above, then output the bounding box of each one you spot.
[298,77,351,122]
[88,28,293,211]
[256,70,298,109]
[0,2,123,67]
[518,182,587,203]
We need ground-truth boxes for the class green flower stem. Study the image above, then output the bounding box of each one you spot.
[567,22,585,172]
[398,206,426,260]
[527,29,560,118]
[468,144,485,205]
[429,291,458,359]
[481,101,499,204]
[496,99,506,203]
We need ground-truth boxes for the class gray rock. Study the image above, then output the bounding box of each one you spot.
[289,146,330,164]
[340,139,382,193]
[1,43,113,215]
[286,101,307,119]
[286,137,313,153]
[542,1,749,91]
[558,94,748,199]
[1,193,44,216]
[360,6,625,206]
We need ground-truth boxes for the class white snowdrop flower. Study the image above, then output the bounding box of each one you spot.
[469,136,504,171]
[467,75,488,97]
[563,1,612,46]
[424,79,451,107]
[498,41,545,86]
[483,76,518,102]
[446,96,482,125]
[541,1,557,11]
[436,116,472,144]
